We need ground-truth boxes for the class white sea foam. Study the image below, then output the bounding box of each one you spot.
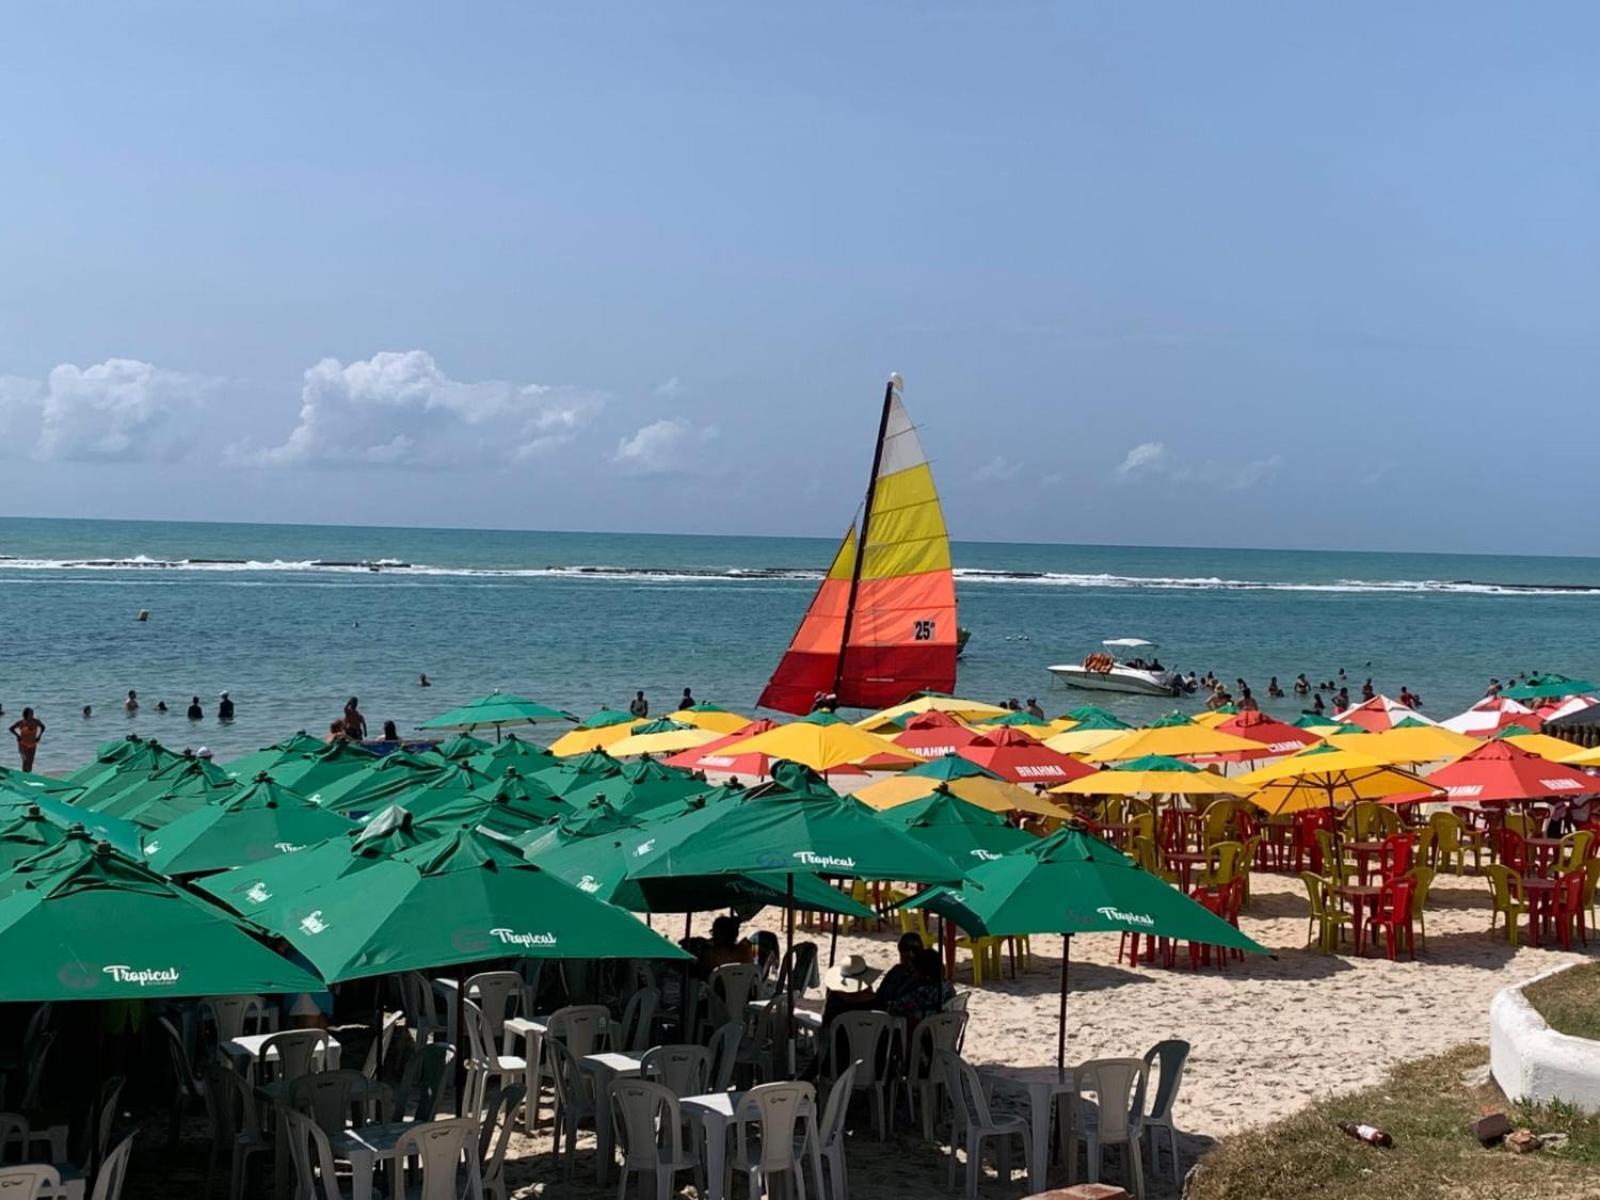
[0,555,1595,595]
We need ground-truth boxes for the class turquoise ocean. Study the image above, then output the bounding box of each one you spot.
[3,516,1598,772]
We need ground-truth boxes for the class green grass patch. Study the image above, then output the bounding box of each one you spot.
[1189,1043,1600,1200]
[1524,961,1600,1042]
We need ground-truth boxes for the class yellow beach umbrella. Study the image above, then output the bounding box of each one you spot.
[1191,711,1231,728]
[856,695,1010,732]
[1049,755,1249,798]
[606,721,724,758]
[1235,745,1438,816]
[721,713,918,773]
[1043,726,1130,758]
[1086,719,1266,765]
[668,705,755,735]
[856,772,1068,819]
[1558,743,1600,767]
[1044,717,1079,735]
[550,722,637,757]
[1326,723,1478,766]
[1485,730,1589,762]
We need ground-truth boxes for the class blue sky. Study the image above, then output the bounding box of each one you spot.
[1,4,1595,554]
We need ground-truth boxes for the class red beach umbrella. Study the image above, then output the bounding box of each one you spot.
[1336,694,1442,732]
[1423,739,1600,805]
[956,729,1099,787]
[1196,710,1322,761]
[891,711,988,761]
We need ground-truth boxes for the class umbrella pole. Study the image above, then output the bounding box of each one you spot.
[785,873,797,1076]
[828,911,840,967]
[454,962,468,1115]
[1057,934,1071,1076]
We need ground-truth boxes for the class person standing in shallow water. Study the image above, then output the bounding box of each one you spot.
[218,691,235,721]
[9,708,44,772]
[342,697,367,741]
[629,690,649,719]
[187,696,204,720]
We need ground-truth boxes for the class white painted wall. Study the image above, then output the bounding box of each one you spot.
[1490,963,1600,1113]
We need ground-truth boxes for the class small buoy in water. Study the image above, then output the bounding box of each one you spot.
[136,610,150,622]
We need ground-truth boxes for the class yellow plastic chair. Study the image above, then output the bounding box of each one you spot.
[898,906,931,942]
[1427,811,1469,874]
[1300,872,1351,953]
[1314,829,1354,885]
[957,935,1004,985]
[1129,812,1156,845]
[1556,830,1594,874]
[1484,864,1526,946]
[1402,864,1435,949]
[1198,841,1244,889]
[1585,858,1600,925]
[1504,812,1531,839]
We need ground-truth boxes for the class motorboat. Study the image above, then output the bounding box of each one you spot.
[1047,638,1182,697]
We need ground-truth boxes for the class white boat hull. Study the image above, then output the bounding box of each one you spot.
[1047,664,1181,697]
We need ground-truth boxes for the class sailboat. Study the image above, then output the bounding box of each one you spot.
[758,375,961,715]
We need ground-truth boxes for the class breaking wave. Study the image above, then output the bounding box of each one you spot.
[1,554,1597,595]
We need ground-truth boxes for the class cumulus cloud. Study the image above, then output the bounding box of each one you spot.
[612,417,718,474]
[971,455,1024,483]
[653,377,685,399]
[0,359,209,462]
[237,350,603,468]
[1113,440,1282,492]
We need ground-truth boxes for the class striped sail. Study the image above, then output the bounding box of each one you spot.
[758,376,959,714]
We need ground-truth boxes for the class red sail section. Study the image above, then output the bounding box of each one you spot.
[757,531,857,715]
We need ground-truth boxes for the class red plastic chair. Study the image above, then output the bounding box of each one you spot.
[1365,877,1416,960]
[1553,869,1589,950]
[1496,827,1527,875]
[1376,833,1416,883]
[1185,888,1230,971]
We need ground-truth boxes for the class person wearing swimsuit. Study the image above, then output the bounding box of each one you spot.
[9,707,44,772]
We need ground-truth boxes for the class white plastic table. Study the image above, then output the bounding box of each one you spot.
[580,1051,646,1184]
[978,1063,1077,1191]
[327,1121,409,1200]
[220,1032,341,1081]
[501,1015,550,1132]
[681,1090,822,1200]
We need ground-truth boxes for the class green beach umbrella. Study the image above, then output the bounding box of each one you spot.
[435,733,494,761]
[336,762,497,822]
[901,754,1006,785]
[0,791,144,858]
[0,832,325,1001]
[0,806,68,874]
[269,827,688,984]
[533,749,623,788]
[561,757,711,817]
[65,735,185,788]
[905,825,1268,1069]
[312,750,454,814]
[68,740,191,809]
[1293,712,1339,730]
[881,787,1038,871]
[419,692,579,739]
[0,765,82,799]
[577,709,639,730]
[196,805,436,923]
[1502,673,1599,701]
[262,741,381,799]
[145,775,356,877]
[467,734,556,778]
[88,755,238,830]
[224,732,329,780]
[743,760,843,802]
[1060,706,1129,726]
[523,799,872,918]
[408,768,566,836]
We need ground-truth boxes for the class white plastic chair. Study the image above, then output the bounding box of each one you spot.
[1134,1040,1189,1184]
[393,1117,483,1200]
[937,1051,1031,1200]
[805,1061,857,1200]
[259,1030,332,1086]
[477,1085,525,1200]
[732,1081,814,1200]
[78,1074,125,1178]
[0,1112,64,1170]
[906,1011,967,1140]
[610,1078,699,1200]
[464,972,522,1046]
[158,1017,204,1147]
[401,973,448,1046]
[201,996,268,1044]
[616,988,660,1053]
[823,1013,895,1140]
[769,943,819,1000]
[706,965,760,1037]
[705,1023,743,1093]
[395,1044,454,1123]
[516,960,544,1028]
[462,1002,526,1122]
[291,1069,387,1137]
[89,1131,135,1200]
[203,1064,269,1200]
[362,1012,405,1081]
[639,1045,710,1098]
[0,1165,62,1200]
[545,1038,598,1177]
[281,1109,351,1200]
[1070,1057,1148,1200]
[547,1005,610,1058]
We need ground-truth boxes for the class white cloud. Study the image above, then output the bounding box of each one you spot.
[612,417,718,474]
[654,377,685,399]
[1112,439,1282,492]
[0,359,209,462]
[237,350,603,467]
[971,455,1024,483]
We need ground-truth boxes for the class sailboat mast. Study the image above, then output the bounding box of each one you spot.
[832,373,899,697]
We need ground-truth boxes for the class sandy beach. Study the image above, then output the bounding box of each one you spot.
[489,870,1593,1199]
